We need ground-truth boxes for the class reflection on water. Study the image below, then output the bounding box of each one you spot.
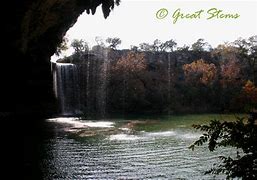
[48,117,115,128]
[109,134,141,141]
[35,117,231,179]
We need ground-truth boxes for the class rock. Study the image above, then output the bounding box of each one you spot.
[3,1,119,118]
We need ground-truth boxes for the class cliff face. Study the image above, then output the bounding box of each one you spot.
[3,0,119,117]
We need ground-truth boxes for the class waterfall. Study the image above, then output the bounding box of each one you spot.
[55,63,81,116]
[86,54,90,116]
[52,50,109,118]
[167,52,172,116]
[98,49,109,119]
[52,62,58,99]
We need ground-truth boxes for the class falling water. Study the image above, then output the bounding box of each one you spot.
[54,63,81,116]
[52,62,58,99]
[52,50,110,118]
[122,70,127,118]
[167,52,171,115]
[98,49,109,119]
[86,54,91,117]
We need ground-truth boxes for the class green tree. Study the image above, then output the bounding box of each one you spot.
[55,37,68,56]
[160,39,177,52]
[106,37,121,49]
[95,36,106,47]
[177,44,190,52]
[71,39,89,53]
[189,115,257,179]
[130,45,139,52]
[152,39,162,52]
[233,36,257,84]
[191,38,211,52]
[139,42,153,51]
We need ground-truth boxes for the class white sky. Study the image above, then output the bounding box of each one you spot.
[52,0,257,60]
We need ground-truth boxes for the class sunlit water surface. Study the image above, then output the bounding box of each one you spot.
[39,116,235,179]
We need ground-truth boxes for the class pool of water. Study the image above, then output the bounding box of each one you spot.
[32,115,241,179]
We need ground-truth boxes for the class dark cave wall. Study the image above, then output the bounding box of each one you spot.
[15,0,119,59]
[9,2,121,179]
[3,0,119,117]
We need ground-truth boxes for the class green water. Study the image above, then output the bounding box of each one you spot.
[114,113,247,131]
[41,114,244,179]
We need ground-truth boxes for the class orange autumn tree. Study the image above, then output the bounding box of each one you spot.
[111,51,147,87]
[183,59,217,86]
[109,51,148,111]
[212,44,242,87]
[219,58,242,88]
[113,52,147,75]
[242,80,257,111]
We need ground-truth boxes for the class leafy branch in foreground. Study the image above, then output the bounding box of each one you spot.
[189,115,257,179]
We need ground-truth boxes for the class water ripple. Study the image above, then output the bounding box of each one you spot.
[40,121,229,180]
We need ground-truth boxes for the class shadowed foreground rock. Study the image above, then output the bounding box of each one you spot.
[3,0,120,119]
[2,1,119,179]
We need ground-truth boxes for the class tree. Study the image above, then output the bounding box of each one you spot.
[106,37,121,49]
[95,36,106,47]
[139,42,153,51]
[241,80,257,112]
[183,59,217,85]
[112,51,146,76]
[189,115,257,179]
[233,36,257,84]
[55,37,69,56]
[160,39,177,52]
[109,52,148,111]
[152,39,162,52]
[191,38,211,52]
[91,45,106,54]
[130,45,138,52]
[140,39,177,52]
[71,39,89,53]
[212,43,238,62]
[177,44,190,52]
[211,44,243,111]
[220,57,241,87]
